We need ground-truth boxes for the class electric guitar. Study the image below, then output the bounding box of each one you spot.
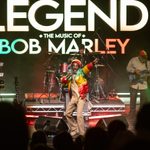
[128,70,150,84]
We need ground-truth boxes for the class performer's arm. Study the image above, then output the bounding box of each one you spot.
[60,73,72,84]
[127,58,141,76]
[82,58,98,74]
[126,58,136,73]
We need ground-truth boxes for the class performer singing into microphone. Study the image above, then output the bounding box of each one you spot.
[60,58,98,138]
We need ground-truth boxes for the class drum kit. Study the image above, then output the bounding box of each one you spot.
[42,62,69,102]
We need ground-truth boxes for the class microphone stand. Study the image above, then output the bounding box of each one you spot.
[38,53,57,104]
[94,31,117,98]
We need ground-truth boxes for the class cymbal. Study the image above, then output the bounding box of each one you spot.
[48,52,61,55]
[95,64,105,67]
[88,52,101,55]
[69,53,80,55]
[46,69,55,73]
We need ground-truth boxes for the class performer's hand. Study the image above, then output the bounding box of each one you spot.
[134,69,140,75]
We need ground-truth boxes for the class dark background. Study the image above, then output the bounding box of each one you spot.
[0,0,150,96]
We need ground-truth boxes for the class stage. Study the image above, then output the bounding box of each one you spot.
[0,91,137,137]
[25,92,126,120]
[20,91,138,143]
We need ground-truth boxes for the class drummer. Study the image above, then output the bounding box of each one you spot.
[75,44,88,66]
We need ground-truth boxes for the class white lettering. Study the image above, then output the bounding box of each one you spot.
[7,0,29,31]
[29,39,41,54]
[64,0,86,31]
[88,0,117,31]
[11,39,28,54]
[28,0,63,32]
[120,0,148,31]
[0,0,148,32]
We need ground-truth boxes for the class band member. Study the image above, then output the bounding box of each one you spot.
[77,44,88,66]
[67,44,90,68]
[127,50,150,116]
[60,58,98,138]
[93,75,106,99]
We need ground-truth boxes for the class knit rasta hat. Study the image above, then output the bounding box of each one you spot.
[71,59,82,67]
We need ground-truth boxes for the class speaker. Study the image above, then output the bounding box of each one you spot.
[96,116,128,130]
[35,116,68,135]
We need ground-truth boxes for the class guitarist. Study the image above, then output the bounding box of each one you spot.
[127,50,150,117]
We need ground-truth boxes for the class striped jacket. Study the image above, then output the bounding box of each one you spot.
[61,62,94,99]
